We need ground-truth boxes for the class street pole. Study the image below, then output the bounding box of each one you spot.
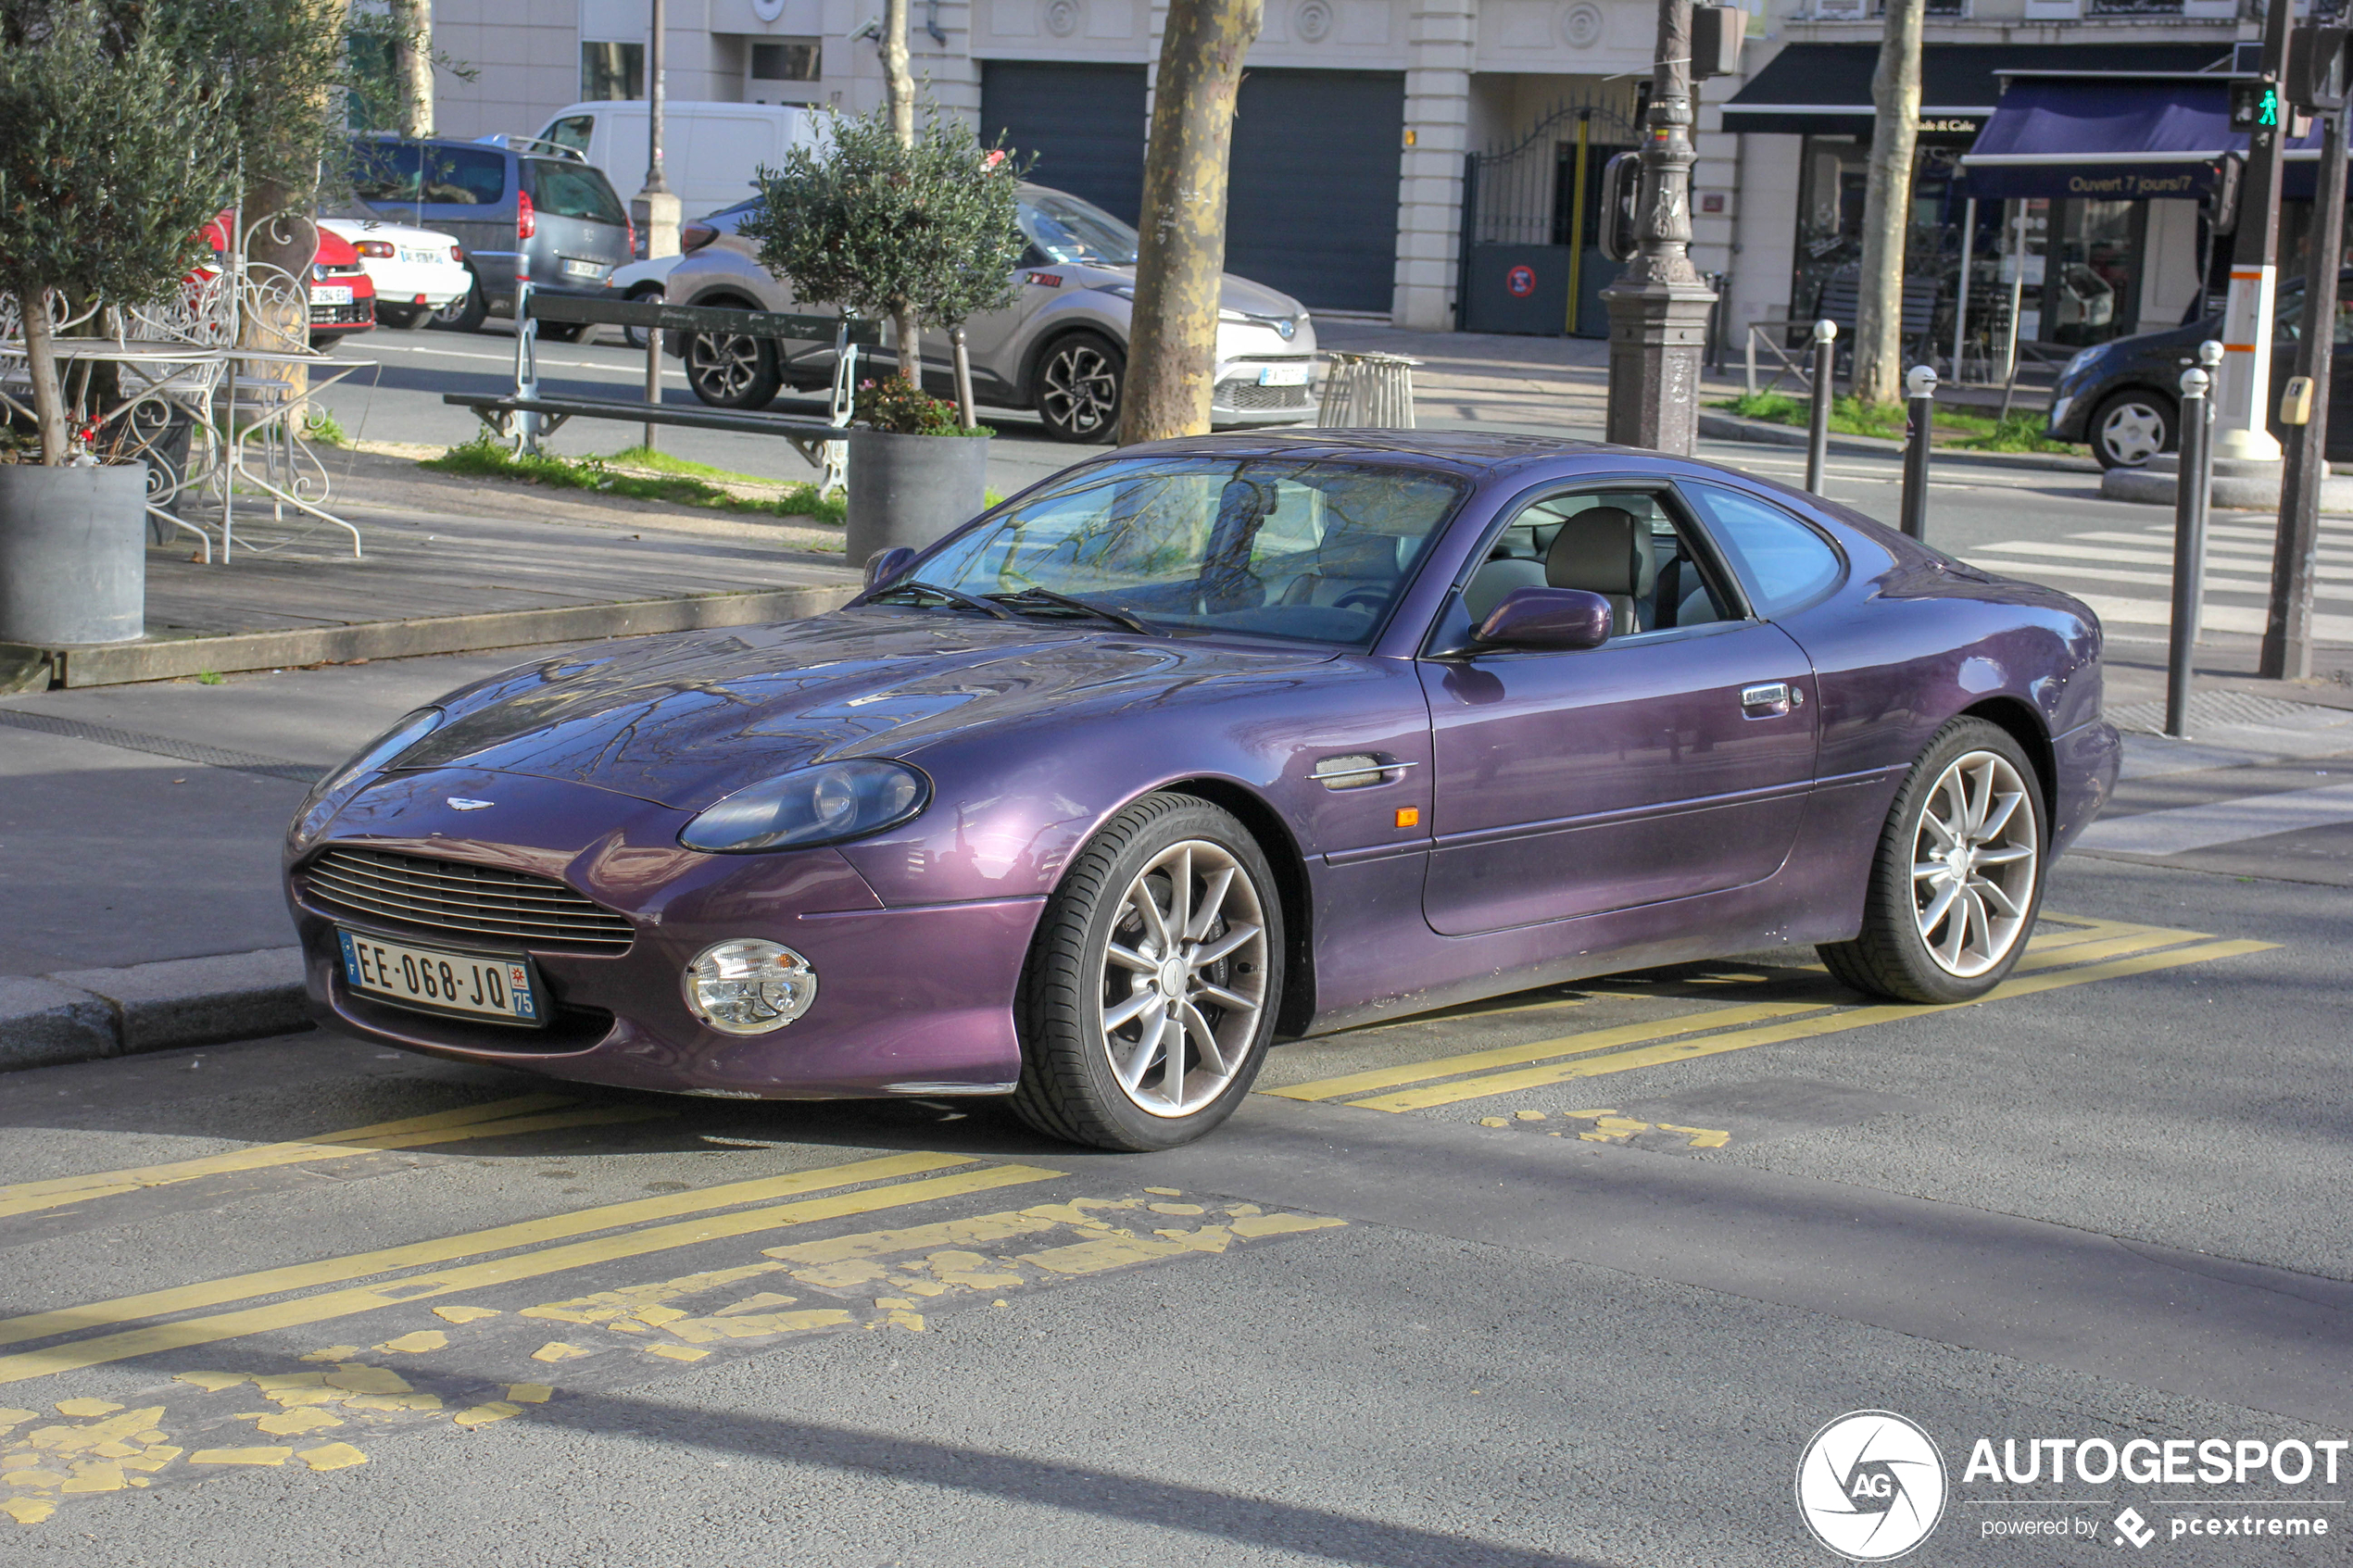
[2263,95,2349,678]
[1602,0,1718,455]
[1805,318,1836,495]
[2215,0,2296,464]
[634,0,681,264]
[2168,366,2214,737]
[1900,363,1935,539]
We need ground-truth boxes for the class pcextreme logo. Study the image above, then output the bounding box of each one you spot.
[1796,1411,1950,1562]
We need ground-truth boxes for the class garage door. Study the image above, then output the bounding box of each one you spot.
[981,62,1148,224]
[1227,69,1404,314]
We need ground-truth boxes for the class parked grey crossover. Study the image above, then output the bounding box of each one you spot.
[661,184,1318,441]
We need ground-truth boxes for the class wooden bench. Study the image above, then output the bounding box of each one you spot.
[444,288,882,492]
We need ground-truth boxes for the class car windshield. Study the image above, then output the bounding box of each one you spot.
[1020,192,1140,266]
[901,457,1466,647]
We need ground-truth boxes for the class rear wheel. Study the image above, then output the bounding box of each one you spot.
[686,324,782,408]
[2089,390,2173,470]
[374,305,425,330]
[537,321,586,344]
[621,288,664,350]
[429,275,486,333]
[1035,332,1124,443]
[1819,718,2046,1004]
[1011,793,1283,1151]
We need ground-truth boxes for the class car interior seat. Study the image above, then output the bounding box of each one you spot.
[1544,505,1655,635]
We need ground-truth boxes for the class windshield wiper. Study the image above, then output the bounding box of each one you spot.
[989,585,1158,635]
[868,579,1024,622]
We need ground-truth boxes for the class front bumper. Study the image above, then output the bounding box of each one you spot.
[1212,357,1318,428]
[287,770,1036,1098]
[2051,717,2122,853]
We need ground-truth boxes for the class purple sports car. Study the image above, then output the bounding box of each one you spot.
[284,433,2120,1150]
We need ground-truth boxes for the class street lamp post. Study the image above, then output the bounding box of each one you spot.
[634,0,681,260]
[1602,0,1720,455]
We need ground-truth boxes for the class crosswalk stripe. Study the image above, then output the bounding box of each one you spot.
[1966,556,2353,603]
[2059,592,2353,643]
[0,1162,1064,1386]
[0,1151,979,1354]
[0,1098,678,1222]
[2073,781,2353,856]
[1972,539,2353,581]
[1347,939,2274,1111]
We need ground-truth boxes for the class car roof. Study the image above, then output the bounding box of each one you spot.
[1104,429,1629,478]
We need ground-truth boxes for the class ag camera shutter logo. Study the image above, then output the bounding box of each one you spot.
[1796,1411,1949,1561]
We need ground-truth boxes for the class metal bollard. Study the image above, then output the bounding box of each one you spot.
[1805,319,1837,495]
[643,312,662,454]
[2165,365,2214,738]
[1899,363,1937,540]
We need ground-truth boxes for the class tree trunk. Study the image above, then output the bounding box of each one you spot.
[391,0,434,137]
[19,290,70,466]
[1120,0,1262,445]
[893,305,922,394]
[1854,0,1924,408]
[882,0,915,147]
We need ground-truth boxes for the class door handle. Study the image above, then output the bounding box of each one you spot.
[1740,682,1802,717]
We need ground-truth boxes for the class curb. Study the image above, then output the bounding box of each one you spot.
[0,583,861,693]
[1696,411,2101,476]
[0,948,309,1072]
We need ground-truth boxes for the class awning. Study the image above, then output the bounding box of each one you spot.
[1957,75,2322,201]
[1721,43,2233,139]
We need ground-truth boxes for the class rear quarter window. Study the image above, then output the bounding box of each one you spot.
[527,160,628,227]
[1680,481,1845,617]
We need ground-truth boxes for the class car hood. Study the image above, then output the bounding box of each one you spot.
[388,611,1339,812]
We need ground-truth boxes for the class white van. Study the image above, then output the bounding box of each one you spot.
[535,102,824,217]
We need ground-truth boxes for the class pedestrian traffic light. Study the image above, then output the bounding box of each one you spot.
[2230,78,2283,132]
[2289,25,2350,111]
[1597,150,1642,264]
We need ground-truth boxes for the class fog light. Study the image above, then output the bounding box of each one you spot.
[682,940,817,1035]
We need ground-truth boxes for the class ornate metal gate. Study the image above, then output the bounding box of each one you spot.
[1457,94,1640,337]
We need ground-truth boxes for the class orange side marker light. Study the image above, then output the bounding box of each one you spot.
[1395,807,1420,829]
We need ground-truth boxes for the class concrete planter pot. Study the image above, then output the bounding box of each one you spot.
[0,463,148,646]
[844,428,991,571]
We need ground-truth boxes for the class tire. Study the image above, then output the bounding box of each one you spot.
[2088,390,2174,470]
[1818,718,2047,1005]
[1011,793,1285,1151]
[686,321,782,408]
[1034,331,1124,443]
[374,305,425,330]
[537,321,586,344]
[621,289,663,349]
[429,275,486,333]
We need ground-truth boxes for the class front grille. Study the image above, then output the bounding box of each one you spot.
[304,847,635,955]
[1217,381,1314,411]
[309,302,371,325]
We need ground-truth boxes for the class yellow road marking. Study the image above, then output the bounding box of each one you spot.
[0,1150,977,1353]
[0,1095,678,1222]
[1265,1002,1825,1103]
[1352,939,2273,1110]
[0,1163,1064,1386]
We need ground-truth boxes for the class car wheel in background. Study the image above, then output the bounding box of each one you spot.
[622,288,664,350]
[1012,792,1284,1151]
[1819,717,2046,1005]
[686,325,782,408]
[1035,332,1124,443]
[2088,390,2174,470]
[374,306,426,330]
[429,276,487,333]
[536,322,586,344]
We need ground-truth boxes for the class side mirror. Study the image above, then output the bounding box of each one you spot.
[862,546,916,592]
[1475,586,1613,651]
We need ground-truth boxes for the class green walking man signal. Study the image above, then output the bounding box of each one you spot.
[2231,79,2283,131]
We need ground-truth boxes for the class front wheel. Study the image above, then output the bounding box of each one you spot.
[1011,793,1284,1150]
[622,289,663,349]
[686,326,781,408]
[1819,718,2046,1004]
[1034,332,1124,443]
[2089,390,2174,470]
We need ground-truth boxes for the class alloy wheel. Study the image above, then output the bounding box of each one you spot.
[1911,750,2039,978]
[689,332,763,399]
[1094,840,1268,1118]
[1042,343,1118,437]
[2098,400,2167,467]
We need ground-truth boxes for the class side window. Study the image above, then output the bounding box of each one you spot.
[350,140,422,202]
[1441,488,1733,647]
[1680,482,1843,617]
[546,116,595,157]
[418,146,507,206]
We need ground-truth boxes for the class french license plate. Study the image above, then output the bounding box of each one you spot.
[311,285,354,305]
[1257,366,1310,386]
[337,930,541,1024]
[400,247,441,264]
[560,257,602,278]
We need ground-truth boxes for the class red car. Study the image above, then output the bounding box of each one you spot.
[197,214,375,345]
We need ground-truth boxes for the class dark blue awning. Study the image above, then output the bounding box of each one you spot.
[1958,76,2320,201]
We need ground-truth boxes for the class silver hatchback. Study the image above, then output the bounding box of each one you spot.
[661,183,1318,441]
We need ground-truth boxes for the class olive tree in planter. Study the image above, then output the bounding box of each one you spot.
[739,110,1025,567]
[0,0,344,646]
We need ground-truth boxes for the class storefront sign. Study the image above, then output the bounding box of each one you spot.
[2060,169,2208,198]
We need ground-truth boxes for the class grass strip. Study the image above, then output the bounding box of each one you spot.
[422,434,848,525]
[1716,391,2078,455]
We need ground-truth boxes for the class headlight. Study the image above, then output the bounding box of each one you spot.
[2060,345,2106,381]
[682,939,817,1035]
[291,707,444,844]
[679,759,930,853]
